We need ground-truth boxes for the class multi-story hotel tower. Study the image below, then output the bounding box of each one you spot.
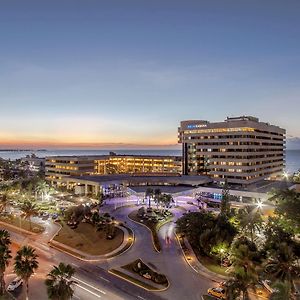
[178,116,286,185]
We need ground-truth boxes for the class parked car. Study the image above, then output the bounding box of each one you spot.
[207,287,226,299]
[7,277,23,291]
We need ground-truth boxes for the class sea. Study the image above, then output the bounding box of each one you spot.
[0,149,299,174]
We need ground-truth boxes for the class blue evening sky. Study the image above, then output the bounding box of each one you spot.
[0,0,300,149]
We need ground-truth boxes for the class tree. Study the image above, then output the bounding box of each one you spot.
[220,180,231,217]
[45,263,76,300]
[270,281,292,300]
[237,206,263,242]
[0,230,12,296]
[228,237,262,300]
[153,189,161,209]
[14,245,39,300]
[160,194,174,212]
[200,214,237,258]
[0,193,9,214]
[271,189,300,231]
[264,216,297,255]
[265,242,300,289]
[20,200,39,231]
[35,180,50,201]
[145,188,154,208]
[176,211,215,248]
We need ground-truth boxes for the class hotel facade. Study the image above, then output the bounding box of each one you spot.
[178,116,286,185]
[45,154,182,186]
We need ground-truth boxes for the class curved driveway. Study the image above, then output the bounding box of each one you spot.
[106,205,216,300]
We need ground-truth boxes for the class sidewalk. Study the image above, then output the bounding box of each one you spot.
[175,233,227,282]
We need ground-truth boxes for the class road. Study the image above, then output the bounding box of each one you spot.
[4,195,219,300]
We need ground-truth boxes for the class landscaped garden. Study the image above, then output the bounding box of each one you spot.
[128,188,174,252]
[0,214,44,234]
[122,259,168,287]
[53,221,123,256]
[109,259,169,291]
[176,182,300,299]
[129,206,173,252]
[53,204,125,256]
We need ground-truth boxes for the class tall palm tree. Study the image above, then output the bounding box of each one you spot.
[265,242,300,290]
[161,194,174,212]
[20,200,39,230]
[237,206,263,242]
[0,193,9,214]
[145,188,153,208]
[14,245,39,300]
[228,236,261,299]
[226,267,256,300]
[0,230,12,296]
[35,181,50,201]
[45,263,76,300]
[153,189,161,209]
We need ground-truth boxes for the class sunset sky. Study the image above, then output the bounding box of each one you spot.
[1,0,300,149]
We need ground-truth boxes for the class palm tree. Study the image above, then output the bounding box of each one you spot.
[20,200,39,231]
[160,194,174,212]
[145,188,153,208]
[0,193,9,214]
[45,263,76,300]
[35,181,50,201]
[0,230,12,296]
[226,267,256,300]
[228,236,261,299]
[270,281,292,300]
[153,189,161,209]
[237,206,263,242]
[265,242,300,290]
[14,245,39,300]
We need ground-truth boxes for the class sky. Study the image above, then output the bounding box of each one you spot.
[0,0,300,149]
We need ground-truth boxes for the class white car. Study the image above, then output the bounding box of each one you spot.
[7,277,23,291]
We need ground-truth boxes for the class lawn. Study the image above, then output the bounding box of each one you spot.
[0,215,44,234]
[53,222,124,256]
[128,210,173,252]
[197,253,228,277]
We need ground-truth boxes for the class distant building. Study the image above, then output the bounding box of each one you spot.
[20,154,45,172]
[45,154,182,186]
[178,116,286,185]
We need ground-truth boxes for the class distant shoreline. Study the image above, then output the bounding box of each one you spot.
[0,149,46,152]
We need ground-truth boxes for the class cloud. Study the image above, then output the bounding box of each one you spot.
[286,137,300,150]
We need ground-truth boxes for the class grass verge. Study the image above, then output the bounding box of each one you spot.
[0,215,44,234]
[53,222,124,256]
[109,269,160,291]
[128,210,173,252]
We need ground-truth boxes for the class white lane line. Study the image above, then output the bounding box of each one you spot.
[99,276,110,283]
[73,277,106,295]
[71,263,79,268]
[138,296,146,300]
[74,283,101,298]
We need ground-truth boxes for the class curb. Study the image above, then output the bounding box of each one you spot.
[0,220,43,236]
[49,224,134,261]
[128,214,161,253]
[174,232,227,282]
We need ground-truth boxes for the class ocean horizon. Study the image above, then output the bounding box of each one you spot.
[1,149,299,174]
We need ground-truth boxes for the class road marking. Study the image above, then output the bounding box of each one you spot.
[73,277,106,295]
[74,283,101,298]
[71,263,79,268]
[99,276,110,283]
[138,296,146,300]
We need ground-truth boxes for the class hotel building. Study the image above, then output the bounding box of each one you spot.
[178,116,286,185]
[45,154,182,186]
